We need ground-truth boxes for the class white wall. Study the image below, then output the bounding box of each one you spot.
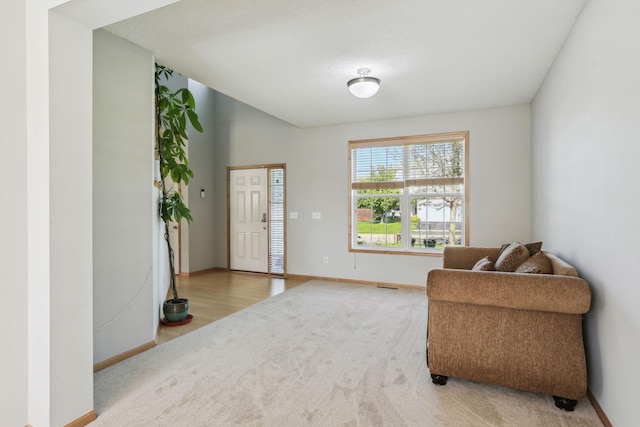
[93,29,156,364]
[531,0,640,425]
[49,11,95,425]
[0,0,28,425]
[214,92,531,285]
[10,0,185,425]
[187,80,218,272]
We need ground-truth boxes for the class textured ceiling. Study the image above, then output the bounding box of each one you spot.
[105,0,588,128]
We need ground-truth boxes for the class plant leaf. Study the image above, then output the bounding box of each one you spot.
[187,110,203,132]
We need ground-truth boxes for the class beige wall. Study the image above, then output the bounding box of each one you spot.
[531,0,640,425]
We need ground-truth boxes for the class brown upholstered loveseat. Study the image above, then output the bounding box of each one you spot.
[426,245,591,410]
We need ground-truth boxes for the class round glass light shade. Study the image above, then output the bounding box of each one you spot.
[347,77,381,98]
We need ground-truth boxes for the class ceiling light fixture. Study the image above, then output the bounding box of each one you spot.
[347,68,381,98]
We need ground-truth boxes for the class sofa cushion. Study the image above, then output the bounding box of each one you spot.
[514,251,553,274]
[499,241,543,257]
[472,256,495,271]
[495,243,530,272]
[524,241,543,256]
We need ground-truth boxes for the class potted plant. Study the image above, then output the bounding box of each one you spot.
[155,64,203,322]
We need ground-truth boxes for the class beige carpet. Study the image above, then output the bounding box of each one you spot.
[91,280,602,426]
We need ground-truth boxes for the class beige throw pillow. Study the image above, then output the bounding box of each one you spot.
[495,243,530,272]
[472,256,495,271]
[515,251,553,274]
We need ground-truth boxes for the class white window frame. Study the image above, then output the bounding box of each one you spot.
[348,131,469,256]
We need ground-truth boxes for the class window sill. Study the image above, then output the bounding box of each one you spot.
[349,247,444,257]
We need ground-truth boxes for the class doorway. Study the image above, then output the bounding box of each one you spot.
[228,165,286,274]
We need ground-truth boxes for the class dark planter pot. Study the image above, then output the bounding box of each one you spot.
[163,298,189,323]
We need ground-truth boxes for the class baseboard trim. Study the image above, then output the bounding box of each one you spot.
[176,270,424,293]
[64,410,97,427]
[180,267,228,276]
[587,388,611,427]
[93,341,156,373]
[286,274,425,290]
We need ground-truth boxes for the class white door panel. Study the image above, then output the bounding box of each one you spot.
[230,168,268,273]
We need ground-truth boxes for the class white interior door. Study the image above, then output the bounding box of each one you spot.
[230,168,269,273]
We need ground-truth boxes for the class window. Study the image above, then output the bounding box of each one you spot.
[269,168,285,274]
[349,132,468,255]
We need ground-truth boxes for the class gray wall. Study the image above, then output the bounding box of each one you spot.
[93,30,157,364]
[92,32,216,364]
[213,92,532,285]
[186,80,218,272]
[531,0,640,425]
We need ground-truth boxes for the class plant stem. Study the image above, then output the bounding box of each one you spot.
[163,220,179,301]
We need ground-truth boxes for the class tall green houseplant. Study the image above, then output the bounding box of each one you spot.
[155,64,203,322]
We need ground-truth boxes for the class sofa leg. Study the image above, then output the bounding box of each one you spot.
[430,374,448,386]
[553,396,577,411]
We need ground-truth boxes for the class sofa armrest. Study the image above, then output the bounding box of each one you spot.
[427,269,591,314]
[442,246,501,269]
[544,251,579,276]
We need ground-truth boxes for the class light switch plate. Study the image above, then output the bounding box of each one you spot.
[312,212,321,219]
[289,212,298,219]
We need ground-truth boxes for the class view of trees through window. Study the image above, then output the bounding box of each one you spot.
[349,132,468,254]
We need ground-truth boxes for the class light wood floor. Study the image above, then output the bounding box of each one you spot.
[157,271,309,345]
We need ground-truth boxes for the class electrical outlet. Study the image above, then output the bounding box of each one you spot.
[323,256,329,264]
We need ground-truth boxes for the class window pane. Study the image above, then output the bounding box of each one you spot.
[411,196,428,248]
[352,146,404,183]
[425,196,463,247]
[355,195,402,248]
[355,197,373,247]
[426,142,460,178]
[407,144,427,180]
[269,169,285,274]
